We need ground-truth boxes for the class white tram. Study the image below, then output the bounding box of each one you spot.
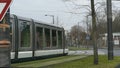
[10,15,68,62]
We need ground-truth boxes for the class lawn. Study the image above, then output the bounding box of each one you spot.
[68,46,89,51]
[12,55,120,68]
[43,55,120,68]
[11,55,86,68]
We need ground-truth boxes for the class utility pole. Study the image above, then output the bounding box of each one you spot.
[91,0,98,64]
[77,22,80,48]
[86,15,89,48]
[107,0,114,60]
[57,16,59,26]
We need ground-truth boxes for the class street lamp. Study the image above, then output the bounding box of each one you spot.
[86,15,91,48]
[77,22,80,48]
[45,14,55,24]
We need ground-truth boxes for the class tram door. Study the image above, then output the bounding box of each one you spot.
[36,27,43,50]
[19,21,31,51]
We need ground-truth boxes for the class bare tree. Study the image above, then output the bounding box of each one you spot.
[70,25,86,47]
[91,0,98,65]
[62,0,119,34]
[113,11,120,32]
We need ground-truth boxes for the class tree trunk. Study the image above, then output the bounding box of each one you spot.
[91,0,98,65]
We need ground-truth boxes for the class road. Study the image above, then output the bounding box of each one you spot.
[68,49,120,56]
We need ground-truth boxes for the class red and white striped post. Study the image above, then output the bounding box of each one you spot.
[0,0,12,67]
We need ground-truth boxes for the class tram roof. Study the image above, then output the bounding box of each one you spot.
[10,14,64,29]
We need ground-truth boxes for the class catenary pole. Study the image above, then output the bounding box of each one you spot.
[107,0,114,60]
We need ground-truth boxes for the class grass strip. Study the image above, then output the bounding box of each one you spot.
[68,47,89,51]
[44,55,120,68]
[12,55,87,68]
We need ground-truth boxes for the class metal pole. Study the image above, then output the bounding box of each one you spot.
[52,16,54,24]
[77,22,79,48]
[107,0,114,60]
[86,16,89,48]
[86,16,89,34]
[57,16,59,26]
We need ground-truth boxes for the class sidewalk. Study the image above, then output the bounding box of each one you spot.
[12,56,87,68]
[68,50,106,55]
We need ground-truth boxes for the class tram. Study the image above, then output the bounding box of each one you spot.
[10,15,68,62]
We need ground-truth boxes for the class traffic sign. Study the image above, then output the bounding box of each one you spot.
[86,34,90,40]
[0,0,12,21]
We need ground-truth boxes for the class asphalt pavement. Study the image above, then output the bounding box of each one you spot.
[68,49,120,56]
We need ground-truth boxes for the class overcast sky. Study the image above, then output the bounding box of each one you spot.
[10,0,120,30]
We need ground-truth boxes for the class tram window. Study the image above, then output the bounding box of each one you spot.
[58,31,62,48]
[52,30,57,47]
[36,27,43,49]
[20,21,30,47]
[45,28,50,48]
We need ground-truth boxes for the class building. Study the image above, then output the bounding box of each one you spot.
[100,33,120,47]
